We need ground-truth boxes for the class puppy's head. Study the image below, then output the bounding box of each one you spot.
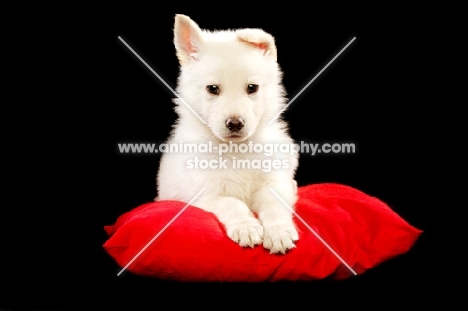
[173,14,286,142]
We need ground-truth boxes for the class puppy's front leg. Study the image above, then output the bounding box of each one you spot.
[252,181,299,254]
[196,196,263,248]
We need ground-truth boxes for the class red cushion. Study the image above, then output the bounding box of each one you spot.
[103,183,422,281]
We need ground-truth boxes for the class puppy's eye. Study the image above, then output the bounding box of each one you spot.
[247,84,259,94]
[206,85,220,95]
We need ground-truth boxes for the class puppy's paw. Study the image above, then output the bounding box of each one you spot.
[263,223,299,254]
[226,218,264,248]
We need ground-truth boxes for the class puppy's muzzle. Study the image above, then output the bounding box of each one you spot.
[226,117,244,132]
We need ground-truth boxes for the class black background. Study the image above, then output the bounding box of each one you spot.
[3,4,445,310]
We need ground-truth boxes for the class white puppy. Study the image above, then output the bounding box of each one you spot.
[156,14,299,254]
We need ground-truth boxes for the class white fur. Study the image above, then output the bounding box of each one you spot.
[156,14,299,254]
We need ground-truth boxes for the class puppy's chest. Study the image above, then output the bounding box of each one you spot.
[212,165,264,203]
[216,171,262,204]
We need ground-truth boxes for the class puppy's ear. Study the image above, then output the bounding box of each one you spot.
[236,29,277,61]
[174,14,203,65]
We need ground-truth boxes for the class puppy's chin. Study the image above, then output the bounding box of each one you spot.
[224,133,248,142]
[214,131,249,142]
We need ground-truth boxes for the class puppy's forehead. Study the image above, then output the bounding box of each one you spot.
[201,41,271,69]
[198,48,270,83]
[184,30,278,84]
[202,30,237,41]
[203,39,262,56]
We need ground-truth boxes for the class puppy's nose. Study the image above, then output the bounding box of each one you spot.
[226,117,244,132]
